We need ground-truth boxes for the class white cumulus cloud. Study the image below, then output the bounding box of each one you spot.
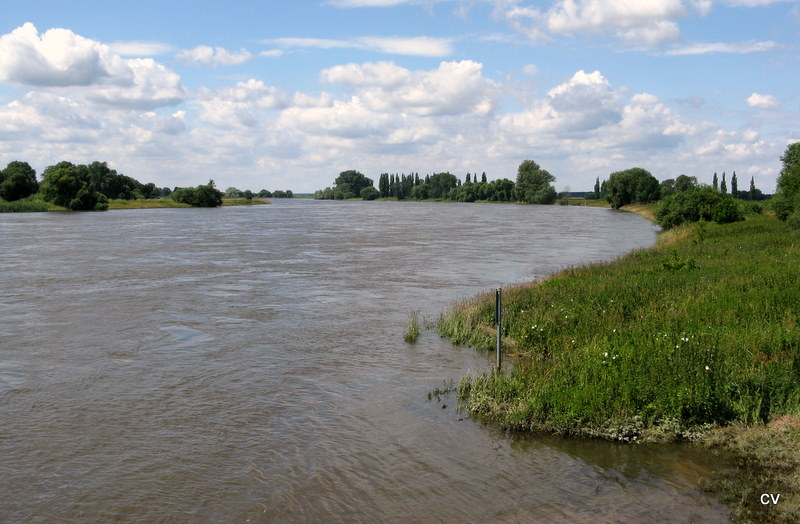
[0,23,186,108]
[320,60,497,116]
[747,93,779,108]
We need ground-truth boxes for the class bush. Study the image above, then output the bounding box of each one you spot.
[655,186,721,229]
[742,201,763,215]
[172,180,223,207]
[713,197,744,224]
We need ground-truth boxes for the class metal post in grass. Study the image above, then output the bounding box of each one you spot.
[495,287,502,371]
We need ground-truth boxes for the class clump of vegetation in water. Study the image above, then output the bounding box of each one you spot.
[404,311,421,343]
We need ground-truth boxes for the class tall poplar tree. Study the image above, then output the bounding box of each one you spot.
[721,172,727,194]
[713,172,718,190]
[731,171,738,196]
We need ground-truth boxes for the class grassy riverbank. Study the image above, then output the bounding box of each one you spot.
[108,197,268,209]
[1,197,270,212]
[438,214,799,520]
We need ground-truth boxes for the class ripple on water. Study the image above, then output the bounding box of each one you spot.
[150,325,215,355]
[0,371,27,392]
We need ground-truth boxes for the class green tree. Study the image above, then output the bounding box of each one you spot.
[360,186,380,200]
[780,142,800,170]
[225,187,243,198]
[731,171,738,196]
[772,143,800,222]
[378,173,390,198]
[674,174,697,192]
[605,167,659,209]
[659,179,675,199]
[712,172,718,191]
[335,170,373,197]
[427,172,459,199]
[0,161,39,201]
[515,160,556,204]
[410,183,430,200]
[481,172,487,183]
[720,172,727,194]
[594,177,601,199]
[40,162,107,210]
[749,177,756,201]
[489,178,515,201]
[172,180,223,207]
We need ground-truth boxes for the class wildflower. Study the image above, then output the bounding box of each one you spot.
[603,352,608,358]
[705,365,710,371]
[681,337,689,342]
[675,345,680,349]
[612,329,616,333]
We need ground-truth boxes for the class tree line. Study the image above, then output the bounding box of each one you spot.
[0,159,289,211]
[224,187,294,199]
[314,161,557,204]
[311,151,795,231]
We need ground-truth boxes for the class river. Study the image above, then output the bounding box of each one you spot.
[0,199,730,522]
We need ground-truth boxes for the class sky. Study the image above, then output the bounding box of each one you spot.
[1,1,798,193]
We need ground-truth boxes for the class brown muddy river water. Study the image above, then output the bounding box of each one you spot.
[0,200,731,522]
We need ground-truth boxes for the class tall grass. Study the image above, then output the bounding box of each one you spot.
[0,200,53,212]
[440,215,800,439]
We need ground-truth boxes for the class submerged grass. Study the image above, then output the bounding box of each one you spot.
[404,311,421,343]
[438,214,800,520]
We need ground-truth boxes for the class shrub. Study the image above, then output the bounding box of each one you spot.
[655,186,721,229]
[713,197,744,224]
[172,180,223,207]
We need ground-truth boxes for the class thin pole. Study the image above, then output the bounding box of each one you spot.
[496,287,502,371]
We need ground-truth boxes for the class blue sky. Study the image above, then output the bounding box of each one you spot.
[1,1,798,193]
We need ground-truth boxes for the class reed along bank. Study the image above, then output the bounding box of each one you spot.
[439,214,799,522]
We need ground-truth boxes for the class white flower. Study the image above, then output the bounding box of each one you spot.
[705,365,710,371]
[604,352,609,358]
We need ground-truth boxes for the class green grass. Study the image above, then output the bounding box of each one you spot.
[108,198,190,209]
[440,215,800,438]
[221,198,270,206]
[0,196,66,212]
[0,199,52,212]
[107,197,269,209]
